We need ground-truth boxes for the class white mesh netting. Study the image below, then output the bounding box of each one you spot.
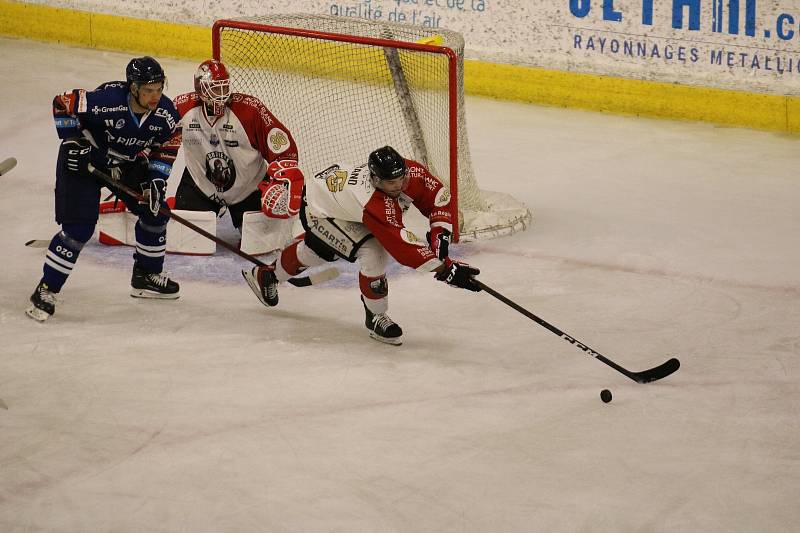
[215,14,531,241]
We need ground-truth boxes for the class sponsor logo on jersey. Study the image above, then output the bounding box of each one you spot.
[204,151,236,192]
[422,173,439,191]
[383,197,401,228]
[267,128,290,154]
[434,187,450,207]
[188,122,201,129]
[222,124,234,130]
[154,107,177,129]
[76,90,88,113]
[148,124,162,132]
[92,104,127,115]
[115,119,126,129]
[309,217,348,255]
[106,131,153,148]
[224,140,239,147]
[209,133,220,147]
[55,117,78,129]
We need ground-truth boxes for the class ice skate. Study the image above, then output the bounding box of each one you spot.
[362,296,403,345]
[242,265,279,307]
[25,281,57,322]
[130,266,180,299]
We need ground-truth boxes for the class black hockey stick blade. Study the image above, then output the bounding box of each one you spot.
[25,239,49,248]
[627,357,681,384]
[0,157,17,176]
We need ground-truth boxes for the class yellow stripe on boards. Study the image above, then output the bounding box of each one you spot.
[0,0,91,45]
[465,60,797,133]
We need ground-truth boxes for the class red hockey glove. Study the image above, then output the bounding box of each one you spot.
[427,226,451,260]
[435,258,481,292]
[262,159,303,218]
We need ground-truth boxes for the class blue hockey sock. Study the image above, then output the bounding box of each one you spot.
[133,219,167,273]
[41,225,93,292]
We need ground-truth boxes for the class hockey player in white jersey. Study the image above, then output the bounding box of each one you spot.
[172,59,303,233]
[243,146,481,345]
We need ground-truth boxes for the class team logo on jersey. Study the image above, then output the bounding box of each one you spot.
[325,170,348,193]
[267,128,290,154]
[400,228,422,245]
[209,133,220,147]
[115,119,125,129]
[434,187,450,207]
[204,151,236,192]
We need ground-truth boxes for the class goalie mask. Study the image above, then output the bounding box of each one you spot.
[194,59,231,117]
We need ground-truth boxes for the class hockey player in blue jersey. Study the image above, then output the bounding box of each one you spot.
[26,56,183,322]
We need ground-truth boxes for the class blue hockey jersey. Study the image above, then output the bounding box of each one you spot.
[52,81,180,180]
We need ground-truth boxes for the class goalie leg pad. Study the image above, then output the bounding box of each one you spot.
[165,209,216,255]
[240,210,298,256]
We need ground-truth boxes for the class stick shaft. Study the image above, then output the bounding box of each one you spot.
[474,279,679,383]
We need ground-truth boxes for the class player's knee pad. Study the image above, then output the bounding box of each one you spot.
[61,223,95,245]
[135,218,168,237]
[355,239,389,277]
[137,208,170,227]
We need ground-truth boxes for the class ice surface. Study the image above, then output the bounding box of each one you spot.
[1,37,798,532]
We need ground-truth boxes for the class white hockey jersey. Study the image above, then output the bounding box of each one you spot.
[307,159,453,271]
[173,92,299,206]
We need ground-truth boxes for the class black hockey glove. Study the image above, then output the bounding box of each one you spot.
[63,137,92,175]
[435,258,481,292]
[427,226,451,261]
[139,178,166,216]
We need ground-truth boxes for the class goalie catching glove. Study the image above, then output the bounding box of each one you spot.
[259,159,304,219]
[435,258,481,292]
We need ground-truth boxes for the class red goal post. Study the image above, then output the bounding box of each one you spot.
[212,14,531,242]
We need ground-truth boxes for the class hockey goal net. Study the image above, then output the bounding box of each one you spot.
[212,14,531,242]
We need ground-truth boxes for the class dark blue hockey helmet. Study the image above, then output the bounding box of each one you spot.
[368,146,407,180]
[126,56,165,86]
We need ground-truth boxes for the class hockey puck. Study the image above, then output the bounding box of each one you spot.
[600,389,612,403]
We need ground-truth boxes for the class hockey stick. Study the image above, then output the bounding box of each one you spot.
[87,164,338,287]
[0,157,18,176]
[474,280,680,384]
